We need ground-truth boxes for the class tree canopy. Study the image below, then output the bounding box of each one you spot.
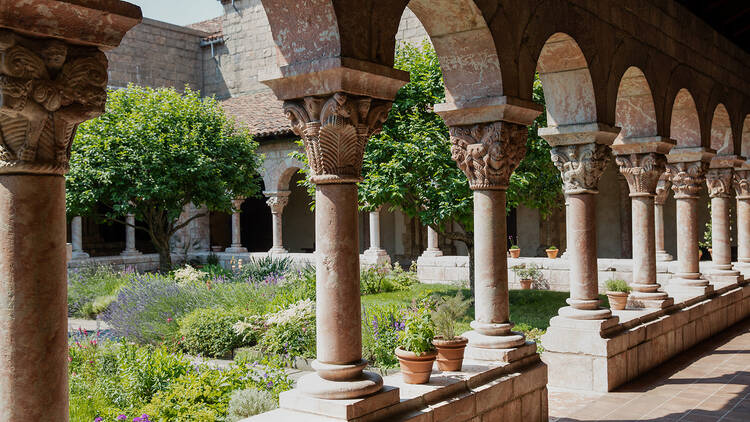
[66,85,262,271]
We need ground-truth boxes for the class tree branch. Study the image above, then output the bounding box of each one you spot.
[169,212,208,236]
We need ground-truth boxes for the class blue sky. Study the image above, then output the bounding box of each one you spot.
[127,0,223,26]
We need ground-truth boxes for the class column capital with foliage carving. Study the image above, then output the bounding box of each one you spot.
[550,143,610,194]
[667,161,707,199]
[733,170,750,200]
[265,191,290,214]
[615,152,666,197]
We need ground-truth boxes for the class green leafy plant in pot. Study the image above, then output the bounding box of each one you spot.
[545,245,558,259]
[508,236,521,258]
[605,279,631,310]
[395,305,436,384]
[512,264,542,290]
[431,292,472,371]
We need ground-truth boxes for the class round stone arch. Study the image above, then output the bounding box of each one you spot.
[258,142,306,192]
[664,66,711,149]
[741,114,750,159]
[705,85,745,156]
[613,66,659,140]
[709,104,734,156]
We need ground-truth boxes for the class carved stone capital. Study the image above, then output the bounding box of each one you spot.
[266,194,290,214]
[705,168,734,198]
[283,92,392,184]
[615,153,666,197]
[449,121,527,190]
[231,198,245,210]
[550,143,610,194]
[654,173,671,205]
[666,161,707,199]
[0,30,108,175]
[734,170,750,200]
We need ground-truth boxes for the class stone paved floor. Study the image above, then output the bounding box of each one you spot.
[549,317,750,422]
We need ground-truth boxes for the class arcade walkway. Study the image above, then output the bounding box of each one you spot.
[549,318,750,421]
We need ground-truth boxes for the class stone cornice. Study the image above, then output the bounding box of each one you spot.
[615,152,666,197]
[449,121,527,190]
[435,96,542,127]
[550,143,610,194]
[667,161,707,199]
[538,123,620,147]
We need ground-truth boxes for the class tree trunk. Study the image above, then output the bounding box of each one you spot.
[157,246,172,273]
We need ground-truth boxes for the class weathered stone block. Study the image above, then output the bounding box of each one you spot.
[521,390,542,422]
[473,376,513,413]
[430,392,476,422]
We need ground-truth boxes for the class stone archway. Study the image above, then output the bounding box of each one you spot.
[670,88,702,148]
[711,104,734,155]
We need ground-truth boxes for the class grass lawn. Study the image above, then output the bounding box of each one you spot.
[362,283,609,349]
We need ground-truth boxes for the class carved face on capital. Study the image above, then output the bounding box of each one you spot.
[41,41,68,71]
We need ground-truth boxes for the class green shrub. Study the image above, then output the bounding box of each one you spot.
[362,304,404,369]
[179,308,255,358]
[431,292,472,340]
[258,299,316,359]
[269,264,316,309]
[398,306,435,355]
[226,388,277,421]
[361,263,418,295]
[605,279,631,293]
[68,266,130,317]
[234,256,292,283]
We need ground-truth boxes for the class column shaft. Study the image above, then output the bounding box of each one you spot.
[231,211,241,247]
[655,203,668,257]
[632,196,657,288]
[272,212,284,250]
[676,197,700,276]
[427,226,439,251]
[711,196,732,269]
[368,211,381,250]
[473,190,510,326]
[565,193,603,310]
[738,198,750,264]
[71,216,83,253]
[0,176,68,420]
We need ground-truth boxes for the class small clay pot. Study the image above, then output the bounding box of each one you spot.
[432,336,468,371]
[509,248,521,258]
[545,249,559,259]
[606,291,629,310]
[520,279,533,290]
[395,347,437,384]
[707,248,712,259]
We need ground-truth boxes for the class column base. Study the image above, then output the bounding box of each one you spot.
[665,274,713,298]
[734,262,750,282]
[628,289,673,309]
[224,246,248,254]
[420,249,443,258]
[362,248,391,266]
[557,305,613,320]
[71,251,90,260]
[296,369,384,400]
[268,246,288,255]
[655,251,673,261]
[120,250,142,257]
[464,340,537,363]
[704,268,744,288]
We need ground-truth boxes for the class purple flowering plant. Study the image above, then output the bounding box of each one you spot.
[361,304,405,369]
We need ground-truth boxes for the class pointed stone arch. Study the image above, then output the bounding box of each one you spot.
[710,104,734,155]
[669,88,701,148]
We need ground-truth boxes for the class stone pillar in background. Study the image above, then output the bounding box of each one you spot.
[705,166,743,286]
[448,120,531,360]
[733,169,750,278]
[617,173,633,259]
[265,191,290,254]
[121,213,141,256]
[654,174,674,261]
[421,226,443,257]
[71,216,89,259]
[0,2,140,416]
[666,159,713,298]
[225,198,248,254]
[363,206,390,265]
[615,152,673,308]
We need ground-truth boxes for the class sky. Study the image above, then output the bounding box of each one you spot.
[126,0,224,26]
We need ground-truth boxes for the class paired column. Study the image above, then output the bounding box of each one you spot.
[265,191,290,254]
[448,121,528,358]
[615,153,673,308]
[363,206,390,265]
[121,214,142,256]
[421,226,443,257]
[0,27,119,420]
[654,174,674,261]
[282,92,398,399]
[70,216,89,259]
[225,198,248,253]
[705,167,743,286]
[733,170,750,278]
[665,160,713,297]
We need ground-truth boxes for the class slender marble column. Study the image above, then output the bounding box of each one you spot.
[363,207,390,264]
[654,174,674,261]
[666,161,713,297]
[225,198,248,254]
[121,214,142,256]
[265,191,290,254]
[449,121,528,358]
[705,168,743,285]
[734,170,750,278]
[615,153,672,308]
[282,92,397,399]
[71,216,89,259]
[421,226,443,257]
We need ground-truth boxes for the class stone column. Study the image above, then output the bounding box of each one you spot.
[363,206,390,265]
[420,226,443,257]
[225,198,248,254]
[665,160,713,297]
[121,214,142,256]
[0,12,136,418]
[448,121,530,360]
[70,216,89,259]
[265,191,290,254]
[705,167,743,285]
[615,153,673,308]
[654,174,674,261]
[734,170,750,278]
[281,92,400,400]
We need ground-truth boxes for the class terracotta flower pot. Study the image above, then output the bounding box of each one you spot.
[606,291,629,310]
[395,347,437,384]
[699,249,704,259]
[707,248,712,259]
[545,249,558,259]
[509,248,521,258]
[432,337,468,371]
[520,279,533,290]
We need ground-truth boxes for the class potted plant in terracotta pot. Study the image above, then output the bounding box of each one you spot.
[395,306,436,384]
[512,264,542,290]
[605,279,631,310]
[431,292,472,371]
[545,245,559,259]
[508,236,520,258]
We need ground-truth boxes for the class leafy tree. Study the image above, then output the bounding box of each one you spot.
[66,85,262,272]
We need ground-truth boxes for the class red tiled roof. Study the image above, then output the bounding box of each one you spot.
[220,91,293,138]
[187,16,223,38]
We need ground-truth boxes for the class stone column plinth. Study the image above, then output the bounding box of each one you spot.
[734,170,750,279]
[225,198,248,254]
[71,216,89,259]
[264,191,290,254]
[121,213,142,256]
[615,152,673,309]
[447,120,533,361]
[665,160,713,297]
[654,174,674,261]
[421,226,443,257]
[705,167,743,286]
[363,207,390,266]
[0,7,140,417]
